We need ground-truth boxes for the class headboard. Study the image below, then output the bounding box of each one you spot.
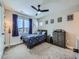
[38,30,47,37]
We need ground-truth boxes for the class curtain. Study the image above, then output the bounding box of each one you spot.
[12,14,19,36]
[29,19,32,34]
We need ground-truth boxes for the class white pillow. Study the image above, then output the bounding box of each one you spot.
[42,32,45,35]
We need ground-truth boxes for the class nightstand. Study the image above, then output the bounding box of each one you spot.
[46,36,53,44]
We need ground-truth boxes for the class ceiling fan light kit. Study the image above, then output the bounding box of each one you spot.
[37,11,41,14]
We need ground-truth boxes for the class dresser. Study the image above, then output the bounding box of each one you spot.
[53,29,66,48]
[46,36,53,44]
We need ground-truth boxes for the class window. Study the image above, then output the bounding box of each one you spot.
[17,17,23,29]
[24,19,29,33]
[17,17,23,34]
[17,16,29,34]
[24,20,29,28]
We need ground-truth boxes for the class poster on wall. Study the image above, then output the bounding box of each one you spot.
[50,19,54,23]
[67,14,73,21]
[58,17,62,23]
[45,20,48,24]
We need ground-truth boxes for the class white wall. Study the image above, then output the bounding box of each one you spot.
[0,0,4,59]
[32,19,38,33]
[39,8,79,49]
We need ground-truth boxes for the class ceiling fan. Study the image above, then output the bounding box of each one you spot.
[31,5,49,16]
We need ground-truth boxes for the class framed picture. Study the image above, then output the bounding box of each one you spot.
[58,17,62,22]
[67,14,73,21]
[50,19,54,23]
[45,20,48,24]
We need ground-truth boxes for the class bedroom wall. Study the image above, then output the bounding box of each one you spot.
[39,6,79,49]
[4,10,38,46]
[4,10,12,46]
[0,0,5,59]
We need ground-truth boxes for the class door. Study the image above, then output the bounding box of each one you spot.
[0,6,4,59]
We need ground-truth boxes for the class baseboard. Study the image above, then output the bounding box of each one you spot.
[5,42,23,48]
[4,42,23,50]
[66,45,74,50]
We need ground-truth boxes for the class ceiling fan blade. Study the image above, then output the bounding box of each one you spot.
[31,6,38,11]
[40,9,49,12]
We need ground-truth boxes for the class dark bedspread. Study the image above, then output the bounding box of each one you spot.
[21,33,46,48]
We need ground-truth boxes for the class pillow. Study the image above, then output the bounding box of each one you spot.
[37,31,42,34]
[42,32,45,35]
[39,31,42,34]
[37,31,40,34]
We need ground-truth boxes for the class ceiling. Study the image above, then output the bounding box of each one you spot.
[3,0,79,18]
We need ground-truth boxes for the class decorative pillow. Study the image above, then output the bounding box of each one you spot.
[42,32,45,35]
[36,32,40,34]
[39,31,42,34]
[37,31,42,34]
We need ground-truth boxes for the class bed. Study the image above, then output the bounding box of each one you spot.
[20,30,47,49]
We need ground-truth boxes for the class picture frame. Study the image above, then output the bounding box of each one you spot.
[67,14,73,21]
[50,19,54,23]
[45,20,48,24]
[58,17,62,22]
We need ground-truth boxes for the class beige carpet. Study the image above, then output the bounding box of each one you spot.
[3,42,76,59]
[5,36,23,47]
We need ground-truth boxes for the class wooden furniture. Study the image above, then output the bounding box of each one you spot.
[47,36,53,44]
[53,29,66,48]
